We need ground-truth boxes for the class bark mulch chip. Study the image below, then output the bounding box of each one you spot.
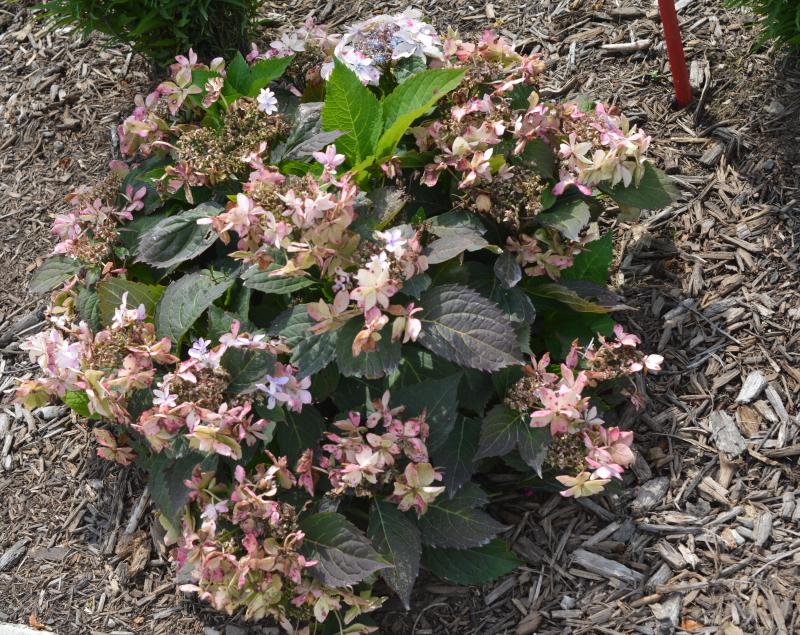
[1,0,798,633]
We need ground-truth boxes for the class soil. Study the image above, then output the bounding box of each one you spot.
[0,0,798,634]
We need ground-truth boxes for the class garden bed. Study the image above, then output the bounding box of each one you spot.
[0,0,798,634]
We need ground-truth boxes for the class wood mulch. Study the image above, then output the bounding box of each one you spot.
[1,0,798,633]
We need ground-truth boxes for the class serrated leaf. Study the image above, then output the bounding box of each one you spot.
[517,138,555,179]
[391,374,462,451]
[269,304,314,343]
[525,282,610,313]
[221,347,275,393]
[242,264,316,295]
[475,404,525,460]
[433,416,480,496]
[148,452,215,526]
[322,60,382,163]
[423,539,521,585]
[118,212,166,254]
[370,188,409,230]
[275,101,345,162]
[127,388,153,421]
[425,229,489,264]
[335,318,401,379]
[155,271,236,344]
[285,130,344,161]
[459,369,493,415]
[561,232,613,284]
[517,425,550,476]
[291,329,338,379]
[136,202,221,268]
[601,162,678,209]
[400,273,431,300]
[417,284,523,372]
[310,363,340,402]
[468,262,536,325]
[368,500,421,609]
[248,56,294,95]
[494,251,522,289]
[538,199,591,241]
[427,210,487,237]
[207,305,256,342]
[97,278,164,326]
[418,482,508,549]
[278,405,325,463]
[270,304,338,377]
[76,287,101,331]
[224,52,250,94]
[299,512,391,586]
[475,404,550,476]
[376,68,465,158]
[30,256,81,293]
[64,390,91,417]
[394,56,427,83]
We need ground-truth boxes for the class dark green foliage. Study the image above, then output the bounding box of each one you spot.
[41,0,263,68]
[728,0,800,47]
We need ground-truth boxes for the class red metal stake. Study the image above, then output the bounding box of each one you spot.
[658,0,692,107]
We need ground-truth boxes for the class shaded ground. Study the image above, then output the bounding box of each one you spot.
[1,1,798,634]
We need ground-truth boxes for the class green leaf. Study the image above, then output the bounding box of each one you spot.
[278,405,325,463]
[601,162,678,209]
[148,452,215,527]
[76,287,101,331]
[310,363,340,402]
[391,373,462,451]
[299,512,391,586]
[376,68,465,158]
[221,347,275,393]
[155,271,236,344]
[425,229,489,265]
[418,483,508,549]
[269,304,338,377]
[394,56,427,83]
[433,416,480,496]
[270,304,315,344]
[418,284,523,372]
[468,262,536,325]
[335,318,402,379]
[509,83,535,110]
[494,251,522,289]
[207,305,256,342]
[427,209,487,237]
[474,404,550,476]
[291,329,339,379]
[423,539,521,585]
[274,102,344,162]
[368,500,421,609]
[118,212,167,255]
[30,256,81,293]
[322,59,382,163]
[538,308,614,359]
[97,278,164,326]
[459,369,493,415]
[136,202,221,268]
[561,232,613,284]
[242,264,316,295]
[517,138,555,179]
[64,390,91,417]
[400,273,431,300]
[524,282,610,313]
[538,199,591,241]
[224,52,250,94]
[248,56,294,95]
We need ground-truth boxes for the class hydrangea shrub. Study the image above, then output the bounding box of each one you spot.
[19,10,673,633]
